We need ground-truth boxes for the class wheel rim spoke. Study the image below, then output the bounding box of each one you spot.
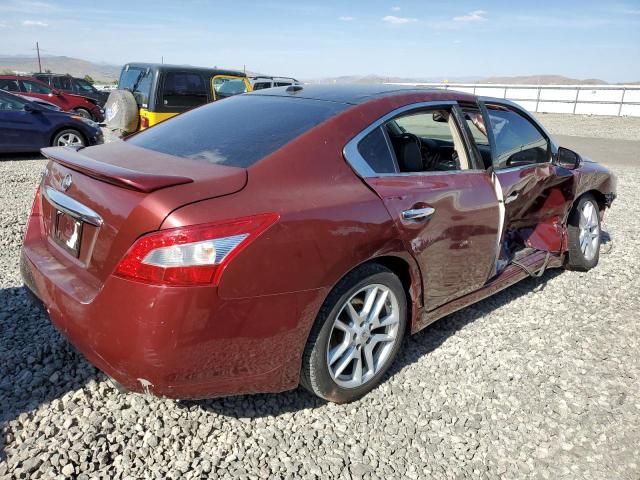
[326,283,400,389]
[579,201,600,261]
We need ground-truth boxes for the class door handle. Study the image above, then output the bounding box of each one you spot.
[401,207,435,221]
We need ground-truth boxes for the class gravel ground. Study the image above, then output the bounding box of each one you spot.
[1,148,639,479]
[536,113,640,141]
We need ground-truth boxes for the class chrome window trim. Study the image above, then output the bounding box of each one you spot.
[343,100,462,178]
[494,161,553,174]
[43,186,103,227]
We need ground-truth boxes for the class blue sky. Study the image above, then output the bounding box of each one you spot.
[1,0,639,82]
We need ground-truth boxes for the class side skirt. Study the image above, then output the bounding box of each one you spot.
[412,249,564,334]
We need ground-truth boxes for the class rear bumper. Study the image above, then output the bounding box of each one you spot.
[20,239,325,399]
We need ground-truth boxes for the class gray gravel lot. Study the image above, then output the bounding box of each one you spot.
[1,115,640,479]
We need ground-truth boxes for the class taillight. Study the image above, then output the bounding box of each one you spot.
[140,116,149,129]
[114,213,279,286]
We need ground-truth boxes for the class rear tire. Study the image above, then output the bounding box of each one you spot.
[566,193,601,271]
[52,129,86,147]
[300,263,407,403]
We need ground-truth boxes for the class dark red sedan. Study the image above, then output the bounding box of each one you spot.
[21,85,616,403]
[0,75,104,122]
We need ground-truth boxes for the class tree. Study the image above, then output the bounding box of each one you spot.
[83,75,95,84]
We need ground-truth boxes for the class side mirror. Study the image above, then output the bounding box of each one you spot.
[51,89,61,96]
[23,103,39,113]
[556,147,581,170]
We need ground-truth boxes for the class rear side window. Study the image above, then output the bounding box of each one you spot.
[20,80,52,94]
[252,82,271,90]
[127,95,347,168]
[357,127,397,173]
[162,72,208,108]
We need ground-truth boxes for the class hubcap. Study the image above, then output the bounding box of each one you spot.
[327,284,400,389]
[57,133,83,147]
[579,200,600,261]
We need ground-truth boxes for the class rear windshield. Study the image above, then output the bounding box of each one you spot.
[127,95,347,168]
[119,66,152,107]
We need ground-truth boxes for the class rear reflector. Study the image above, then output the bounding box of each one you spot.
[114,213,279,286]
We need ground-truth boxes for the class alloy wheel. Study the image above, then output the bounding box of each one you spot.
[326,284,400,389]
[56,132,83,147]
[579,200,600,261]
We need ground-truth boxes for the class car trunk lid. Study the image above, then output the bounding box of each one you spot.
[38,142,248,286]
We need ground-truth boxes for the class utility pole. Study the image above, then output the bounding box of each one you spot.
[161,55,164,64]
[36,41,42,72]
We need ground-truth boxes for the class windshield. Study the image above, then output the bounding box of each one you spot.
[118,66,152,107]
[75,79,96,93]
[127,95,347,168]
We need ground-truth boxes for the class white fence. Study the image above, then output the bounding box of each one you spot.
[386,83,640,117]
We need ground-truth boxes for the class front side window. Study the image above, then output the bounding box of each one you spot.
[75,79,96,93]
[486,105,549,169]
[20,80,52,94]
[162,72,208,108]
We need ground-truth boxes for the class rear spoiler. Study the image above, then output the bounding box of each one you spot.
[41,146,193,193]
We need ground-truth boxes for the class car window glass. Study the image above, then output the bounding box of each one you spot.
[274,82,292,87]
[252,82,270,90]
[0,79,21,92]
[0,92,27,110]
[486,106,549,169]
[50,77,61,88]
[357,127,397,174]
[20,80,52,94]
[384,108,470,172]
[461,106,492,169]
[162,72,208,108]
[127,95,346,168]
[118,67,152,107]
[58,77,72,90]
[213,76,248,99]
[75,79,95,93]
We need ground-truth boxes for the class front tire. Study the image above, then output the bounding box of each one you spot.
[300,264,407,403]
[52,129,86,147]
[567,193,601,271]
[71,107,93,120]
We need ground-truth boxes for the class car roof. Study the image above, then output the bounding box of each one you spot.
[122,63,247,78]
[248,84,471,105]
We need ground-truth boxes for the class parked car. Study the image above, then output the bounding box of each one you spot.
[250,76,301,90]
[16,94,62,111]
[32,73,110,107]
[0,75,104,122]
[0,90,103,153]
[21,85,616,403]
[105,63,252,135]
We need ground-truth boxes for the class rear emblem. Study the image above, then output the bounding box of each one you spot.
[61,174,73,191]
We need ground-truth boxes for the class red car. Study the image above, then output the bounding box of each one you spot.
[0,75,104,122]
[21,85,616,403]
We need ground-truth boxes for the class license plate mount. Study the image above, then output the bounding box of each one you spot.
[54,210,83,257]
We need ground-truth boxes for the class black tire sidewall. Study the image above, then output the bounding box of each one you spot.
[52,129,86,147]
[72,108,93,120]
[302,265,407,403]
[567,194,601,271]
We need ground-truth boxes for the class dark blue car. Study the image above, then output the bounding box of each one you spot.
[0,90,103,153]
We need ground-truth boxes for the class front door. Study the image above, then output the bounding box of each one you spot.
[348,103,501,310]
[482,101,575,262]
[0,94,46,151]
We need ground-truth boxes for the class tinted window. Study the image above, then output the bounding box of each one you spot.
[20,80,52,94]
[127,95,347,168]
[162,72,208,108]
[0,92,27,110]
[58,76,73,91]
[274,82,292,87]
[487,106,549,169]
[252,82,271,90]
[0,79,21,92]
[357,127,396,173]
[75,79,96,93]
[213,76,248,99]
[119,66,152,107]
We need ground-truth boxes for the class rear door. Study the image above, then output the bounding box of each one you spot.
[345,102,501,310]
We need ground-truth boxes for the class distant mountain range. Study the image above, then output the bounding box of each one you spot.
[0,55,120,82]
[0,55,637,85]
